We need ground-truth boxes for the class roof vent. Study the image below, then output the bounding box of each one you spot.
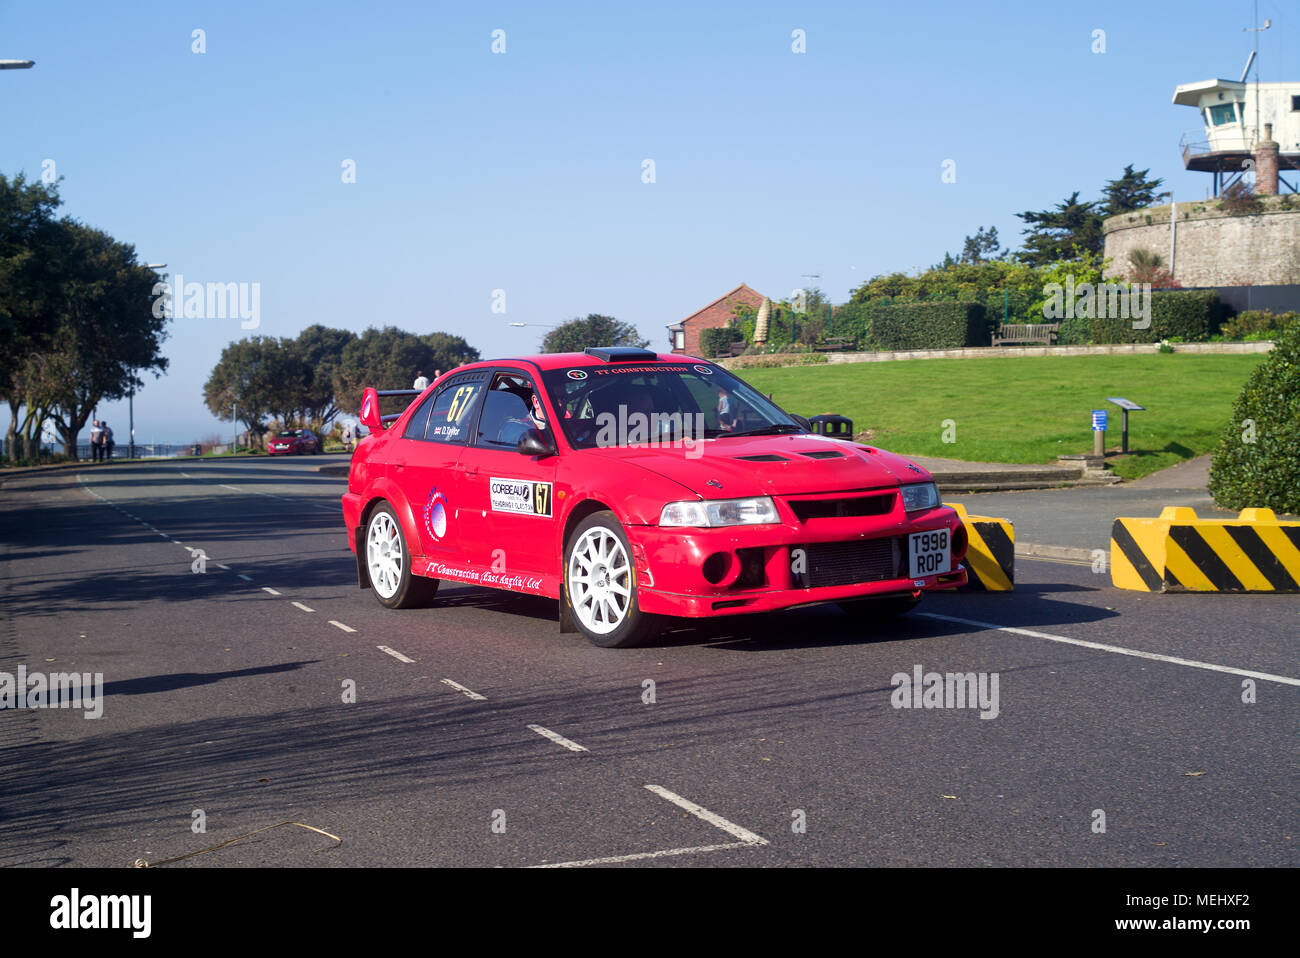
[584,347,659,362]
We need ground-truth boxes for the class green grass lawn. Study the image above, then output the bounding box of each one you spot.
[738,353,1265,481]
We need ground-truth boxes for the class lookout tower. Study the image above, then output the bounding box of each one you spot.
[1174,77,1300,195]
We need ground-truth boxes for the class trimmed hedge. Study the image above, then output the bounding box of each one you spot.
[1207,316,1300,513]
[868,301,992,350]
[698,325,743,357]
[1221,309,1298,339]
[1089,290,1223,344]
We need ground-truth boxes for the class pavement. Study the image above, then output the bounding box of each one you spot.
[0,455,1295,868]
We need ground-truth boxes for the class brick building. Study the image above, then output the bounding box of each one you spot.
[668,283,765,356]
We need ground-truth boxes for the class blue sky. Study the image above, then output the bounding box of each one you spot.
[3,0,1296,442]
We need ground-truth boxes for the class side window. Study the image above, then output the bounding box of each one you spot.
[403,392,438,440]
[475,373,537,449]
[405,377,485,444]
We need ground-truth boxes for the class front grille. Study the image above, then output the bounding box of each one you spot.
[788,492,895,522]
[801,538,900,588]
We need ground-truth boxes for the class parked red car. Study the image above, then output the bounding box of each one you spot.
[342,348,967,647]
[268,429,320,455]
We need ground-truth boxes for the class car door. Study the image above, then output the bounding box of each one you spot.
[392,369,489,561]
[455,369,560,589]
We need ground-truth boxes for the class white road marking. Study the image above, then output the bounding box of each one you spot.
[441,678,487,701]
[529,842,753,868]
[917,612,1300,687]
[291,601,315,613]
[216,564,230,571]
[643,785,769,846]
[219,484,241,491]
[527,724,589,753]
[261,586,281,595]
[328,620,356,633]
[235,574,252,582]
[377,645,415,664]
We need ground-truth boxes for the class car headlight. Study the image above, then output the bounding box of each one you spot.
[900,482,939,512]
[659,496,780,528]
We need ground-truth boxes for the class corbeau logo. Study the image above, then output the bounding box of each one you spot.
[489,478,553,517]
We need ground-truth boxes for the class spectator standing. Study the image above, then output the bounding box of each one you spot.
[342,421,355,452]
[101,421,115,460]
[413,371,429,390]
[89,420,104,462]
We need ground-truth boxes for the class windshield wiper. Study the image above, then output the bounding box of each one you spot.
[723,424,803,438]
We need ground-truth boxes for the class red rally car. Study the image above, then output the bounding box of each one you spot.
[342,347,967,647]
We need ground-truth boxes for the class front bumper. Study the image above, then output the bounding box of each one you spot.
[628,504,967,617]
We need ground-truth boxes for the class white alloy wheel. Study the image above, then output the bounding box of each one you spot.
[567,526,632,635]
[367,510,404,599]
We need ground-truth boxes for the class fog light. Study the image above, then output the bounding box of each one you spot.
[702,552,732,585]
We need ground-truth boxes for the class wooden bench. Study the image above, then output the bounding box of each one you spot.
[814,336,856,352]
[992,323,1060,346]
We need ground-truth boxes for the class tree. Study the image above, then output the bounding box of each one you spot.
[14,220,169,458]
[1101,165,1165,217]
[541,314,648,353]
[935,226,1007,270]
[203,337,301,445]
[1015,192,1104,265]
[294,324,355,431]
[331,326,437,414]
[421,331,480,372]
[960,226,1005,264]
[0,172,64,460]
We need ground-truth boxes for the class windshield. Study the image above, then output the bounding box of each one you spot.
[277,430,303,437]
[538,361,799,450]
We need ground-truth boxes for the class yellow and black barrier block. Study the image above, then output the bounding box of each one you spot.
[1111,506,1300,593]
[945,502,1014,592]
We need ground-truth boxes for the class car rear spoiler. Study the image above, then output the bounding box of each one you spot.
[360,387,424,431]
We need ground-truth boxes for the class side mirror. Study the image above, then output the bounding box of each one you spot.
[359,387,383,432]
[518,428,557,458]
[791,415,813,433]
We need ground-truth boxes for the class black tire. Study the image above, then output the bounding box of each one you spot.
[563,510,657,648]
[837,593,921,620]
[364,503,439,609]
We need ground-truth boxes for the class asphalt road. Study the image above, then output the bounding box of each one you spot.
[1,456,1295,868]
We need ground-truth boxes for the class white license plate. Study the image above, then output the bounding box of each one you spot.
[909,529,950,578]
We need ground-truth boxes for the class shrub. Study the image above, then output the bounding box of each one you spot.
[698,325,743,357]
[1218,180,1264,215]
[869,302,991,350]
[1221,309,1298,340]
[1089,290,1222,344]
[1208,316,1300,512]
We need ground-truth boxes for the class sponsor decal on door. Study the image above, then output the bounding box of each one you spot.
[490,477,553,517]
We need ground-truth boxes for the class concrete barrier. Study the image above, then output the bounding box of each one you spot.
[1111,506,1300,593]
[945,502,1014,591]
